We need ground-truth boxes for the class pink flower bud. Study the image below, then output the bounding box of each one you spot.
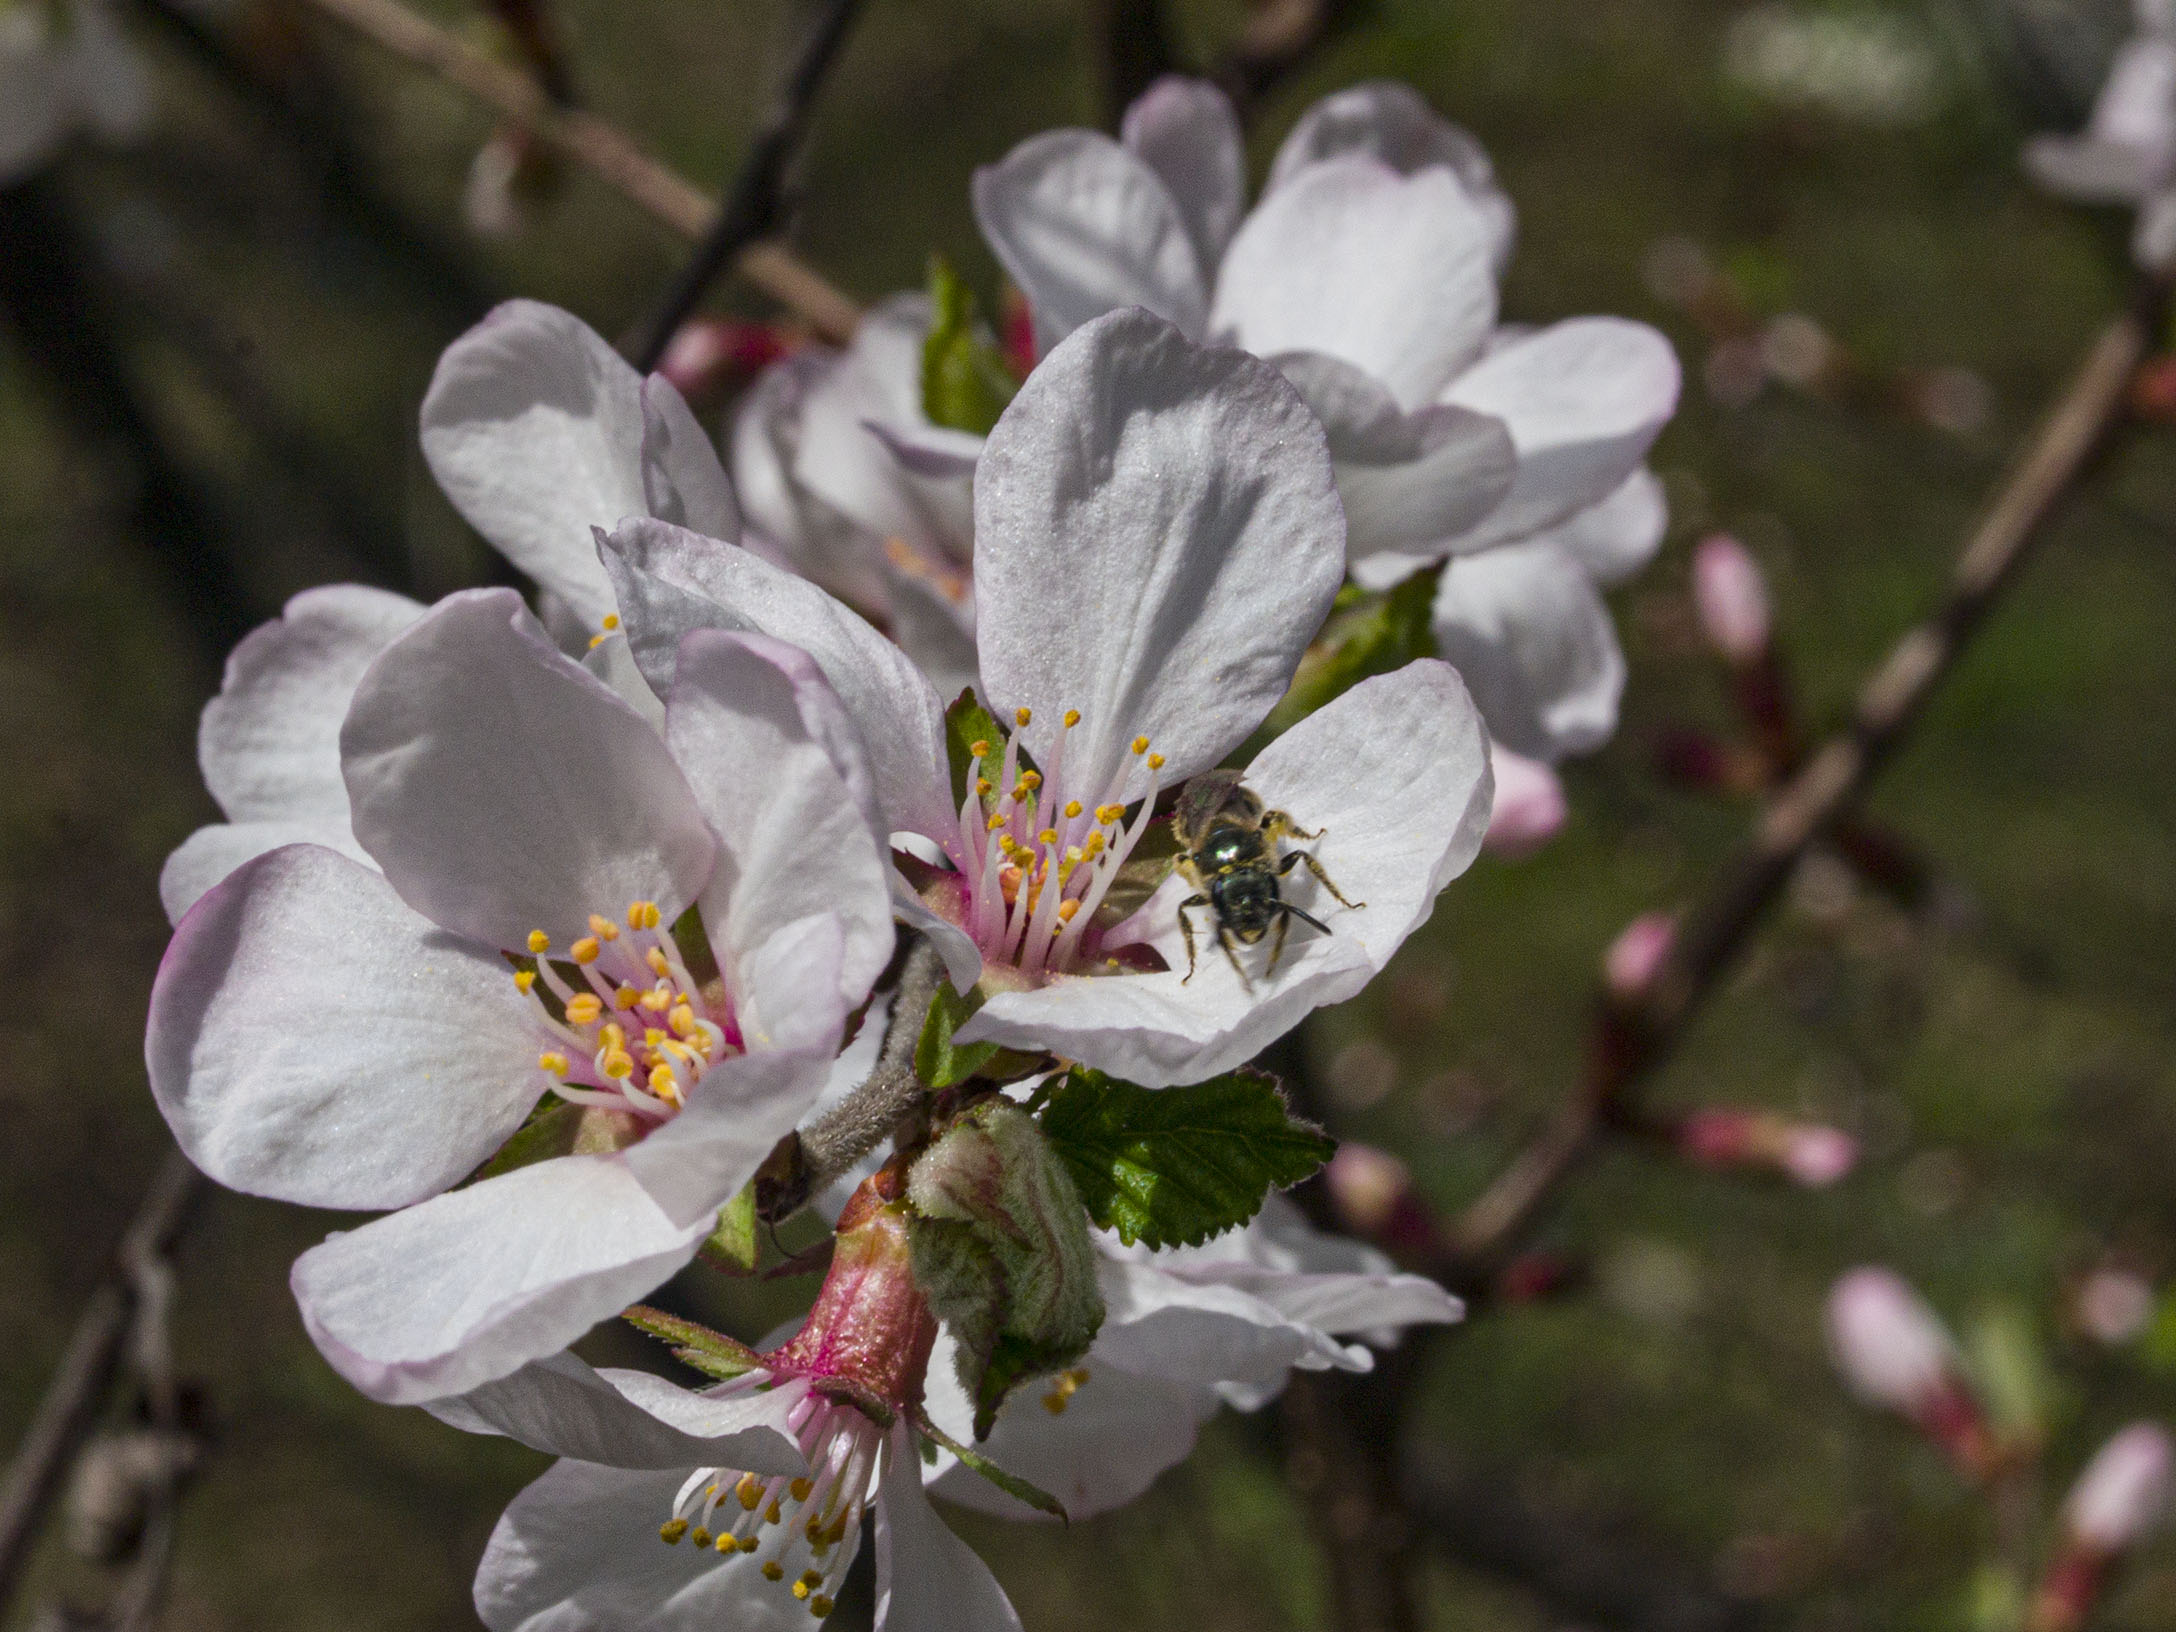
[2065,1424,2174,1554]
[1323,1143,1439,1252]
[1604,912,1676,1001]
[1825,1268,1958,1416]
[1482,743,1565,857]
[656,318,791,410]
[1783,1125,1859,1187]
[1676,1109,1858,1188]
[1693,534,1771,662]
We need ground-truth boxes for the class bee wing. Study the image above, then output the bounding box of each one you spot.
[1172,767,1248,842]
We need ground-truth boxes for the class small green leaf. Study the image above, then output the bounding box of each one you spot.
[911,1408,1069,1520]
[622,1306,765,1381]
[472,1098,642,1181]
[943,687,1005,812]
[1037,1068,1336,1249]
[1963,1303,2058,1443]
[701,1184,761,1275]
[921,257,1019,436]
[1264,563,1443,736]
[916,980,1002,1089]
[2140,1288,2176,1372]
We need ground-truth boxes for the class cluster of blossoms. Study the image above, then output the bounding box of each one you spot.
[145,78,1678,1629]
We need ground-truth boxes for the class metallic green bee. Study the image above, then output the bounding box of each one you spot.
[1172,769,1363,989]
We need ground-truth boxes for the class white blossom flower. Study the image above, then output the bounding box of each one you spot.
[146,589,895,1403]
[731,294,981,695]
[920,1195,1461,1520]
[599,306,1495,1086]
[0,0,151,186]
[2024,0,2176,268]
[441,1184,1023,1632]
[972,77,1679,577]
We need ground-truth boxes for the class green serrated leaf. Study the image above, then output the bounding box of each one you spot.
[1264,563,1443,736]
[701,1184,761,1274]
[916,980,1001,1088]
[623,1305,765,1379]
[922,257,1019,436]
[911,1408,1069,1520]
[943,686,1005,813]
[1037,1068,1336,1249]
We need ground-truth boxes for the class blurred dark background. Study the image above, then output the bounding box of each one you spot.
[7,0,2176,1626]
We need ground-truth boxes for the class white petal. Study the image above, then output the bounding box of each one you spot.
[600,518,956,847]
[664,628,894,1003]
[874,1427,1022,1632]
[730,351,893,615]
[158,816,375,926]
[582,630,669,732]
[1438,317,1681,552]
[431,1350,806,1473]
[640,376,741,542]
[1122,75,1246,278]
[1152,1202,1462,1335]
[1431,540,1625,762]
[199,583,425,825]
[145,844,538,1210]
[972,308,1344,796]
[957,661,1490,1083]
[1266,79,1515,271]
[972,129,1208,353]
[883,565,981,703]
[340,588,716,952]
[1543,465,1667,587]
[476,1460,814,1632]
[292,1154,711,1404]
[1090,1257,1364,1390]
[420,301,648,625]
[1210,156,1498,410]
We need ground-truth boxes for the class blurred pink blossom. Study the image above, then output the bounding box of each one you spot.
[1482,743,1566,857]
[1603,912,1676,1000]
[1693,534,1770,662]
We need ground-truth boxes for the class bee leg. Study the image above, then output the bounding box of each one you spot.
[1177,895,1210,983]
[1261,808,1324,844]
[1265,908,1293,976]
[1218,926,1255,994]
[1277,848,1365,910]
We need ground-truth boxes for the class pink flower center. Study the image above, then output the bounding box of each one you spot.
[510,900,740,1122]
[939,706,1165,980]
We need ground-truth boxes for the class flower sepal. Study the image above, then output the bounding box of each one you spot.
[621,1305,767,1383]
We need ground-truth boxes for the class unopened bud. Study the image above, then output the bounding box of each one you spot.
[1604,912,1676,1002]
[1482,743,1566,858]
[999,286,1038,379]
[1324,1143,1437,1253]
[657,318,792,412]
[1693,534,1770,663]
[1826,1268,1957,1415]
[2066,1423,2173,1553]
[1678,1109,1858,1188]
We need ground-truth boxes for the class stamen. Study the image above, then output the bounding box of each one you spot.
[1131,735,1149,755]
[537,1051,569,1075]
[627,900,660,930]
[570,937,601,965]
[736,1474,764,1511]
[659,1519,689,1545]
[587,913,621,942]
[564,993,603,1026]
[1062,709,1080,728]
[513,969,536,994]
[762,1563,785,1582]
[1014,707,1032,727]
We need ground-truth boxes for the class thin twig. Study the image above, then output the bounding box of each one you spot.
[624,0,869,370]
[0,1150,200,1613]
[293,0,862,341]
[1444,283,2162,1272]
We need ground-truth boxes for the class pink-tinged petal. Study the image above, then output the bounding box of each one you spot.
[1481,744,1566,858]
[420,301,649,625]
[639,375,741,542]
[730,350,893,615]
[665,629,893,1003]
[199,583,425,826]
[2066,1423,2175,1551]
[1273,350,1515,557]
[340,588,716,953]
[874,1426,1023,1632]
[972,129,1208,353]
[1545,466,1668,587]
[146,844,539,1210]
[476,1460,816,1631]
[158,816,375,926]
[1438,317,1681,552]
[293,1154,711,1405]
[1266,79,1515,271]
[883,565,980,703]
[2025,38,2176,201]
[1090,1258,1366,1390]
[147,844,535,1218]
[1122,76,1246,281]
[430,1350,806,1473]
[972,307,1344,796]
[1211,156,1499,409]
[581,630,668,732]
[956,661,1489,1084]
[600,517,956,847]
[1692,533,1770,661]
[1432,539,1625,763]
[1824,1267,1957,1414]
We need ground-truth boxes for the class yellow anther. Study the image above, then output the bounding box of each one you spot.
[1064,800,1083,818]
[600,1022,627,1050]
[1038,828,1059,846]
[587,913,620,942]
[968,739,991,759]
[658,1519,689,1545]
[646,947,671,977]
[1014,707,1032,726]
[792,1582,812,1602]
[762,1562,785,1582]
[644,1027,667,1047]
[1084,831,1108,856]
[714,1532,739,1554]
[976,777,993,796]
[513,968,537,994]
[736,1473,764,1511]
[640,988,671,1013]
[564,993,603,1026]
[810,1595,835,1619]
[602,613,621,631]
[602,1050,635,1080]
[1042,1366,1091,1414]
[526,930,551,954]
[1148,752,1165,770]
[588,632,607,650]
[798,1569,824,1592]
[627,900,660,929]
[987,811,1006,832]
[1095,803,1124,825]
[669,1004,697,1037]
[765,1499,783,1525]
[650,1065,680,1103]
[1131,735,1150,755]
[1062,708,1081,728]
[1058,899,1080,923]
[789,1478,814,1502]
[538,1051,569,1075]
[614,984,640,1010]
[1018,770,1041,791]
[570,936,601,965]
[690,1528,712,1549]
